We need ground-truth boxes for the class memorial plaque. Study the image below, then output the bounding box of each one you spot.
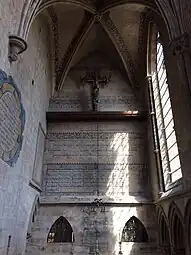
[0,70,25,166]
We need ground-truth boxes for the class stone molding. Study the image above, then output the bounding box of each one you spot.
[169,33,189,56]
[8,35,27,62]
[56,12,94,91]
[99,0,158,13]
[101,13,139,89]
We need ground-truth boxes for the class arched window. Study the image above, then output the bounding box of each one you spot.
[47,216,74,243]
[121,216,148,242]
[148,25,182,190]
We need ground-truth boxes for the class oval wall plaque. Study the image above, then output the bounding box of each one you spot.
[0,70,25,166]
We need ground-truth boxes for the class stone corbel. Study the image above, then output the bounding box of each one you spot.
[8,35,27,62]
[169,33,189,56]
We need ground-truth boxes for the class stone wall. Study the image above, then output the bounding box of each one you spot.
[28,60,160,255]
[0,11,52,255]
[49,64,144,112]
[26,204,161,255]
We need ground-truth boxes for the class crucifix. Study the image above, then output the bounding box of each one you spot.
[81,70,111,111]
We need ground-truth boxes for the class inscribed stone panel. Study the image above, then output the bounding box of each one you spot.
[44,121,148,198]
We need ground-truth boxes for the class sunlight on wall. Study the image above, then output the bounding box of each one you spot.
[106,129,145,201]
[106,133,130,200]
[109,207,137,254]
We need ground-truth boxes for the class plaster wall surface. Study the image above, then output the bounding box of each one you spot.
[0,12,52,255]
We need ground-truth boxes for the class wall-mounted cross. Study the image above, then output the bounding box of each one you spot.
[81,70,111,111]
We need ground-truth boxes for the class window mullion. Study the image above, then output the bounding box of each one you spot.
[155,63,172,186]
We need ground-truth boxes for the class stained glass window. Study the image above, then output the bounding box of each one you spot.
[121,216,148,242]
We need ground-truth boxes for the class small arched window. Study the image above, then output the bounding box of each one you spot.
[121,216,148,242]
[148,25,182,190]
[47,216,74,243]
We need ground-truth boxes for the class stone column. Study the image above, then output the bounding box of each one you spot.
[146,75,165,193]
[166,33,191,189]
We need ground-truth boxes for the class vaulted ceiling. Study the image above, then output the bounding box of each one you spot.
[32,0,159,92]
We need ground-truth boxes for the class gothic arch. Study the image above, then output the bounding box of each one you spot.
[157,206,171,252]
[121,216,148,242]
[100,0,159,14]
[147,14,170,76]
[47,216,74,243]
[19,0,160,41]
[27,196,40,238]
[155,0,190,40]
[19,0,96,40]
[184,199,191,250]
[168,202,185,253]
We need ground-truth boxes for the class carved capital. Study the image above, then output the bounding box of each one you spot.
[169,33,189,56]
[8,35,27,62]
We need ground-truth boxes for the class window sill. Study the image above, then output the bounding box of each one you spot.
[157,178,184,202]
[165,177,183,191]
[29,180,42,192]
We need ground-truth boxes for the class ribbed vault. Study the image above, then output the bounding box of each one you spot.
[19,0,159,94]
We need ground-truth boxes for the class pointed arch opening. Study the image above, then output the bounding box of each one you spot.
[121,216,148,242]
[160,215,170,245]
[157,210,171,254]
[185,199,191,250]
[169,204,185,254]
[47,216,74,243]
[171,214,185,254]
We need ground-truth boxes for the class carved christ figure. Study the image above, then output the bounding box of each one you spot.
[80,70,111,111]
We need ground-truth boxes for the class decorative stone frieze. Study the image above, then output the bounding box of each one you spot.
[8,35,27,62]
